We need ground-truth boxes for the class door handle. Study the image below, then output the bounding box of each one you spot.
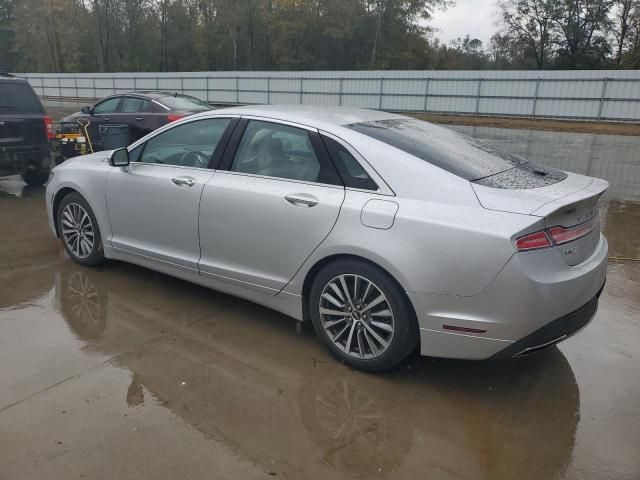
[284,194,319,207]
[135,117,143,121]
[104,117,111,121]
[171,176,196,187]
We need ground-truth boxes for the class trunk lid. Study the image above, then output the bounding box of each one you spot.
[472,172,608,266]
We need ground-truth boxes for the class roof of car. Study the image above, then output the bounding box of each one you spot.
[0,74,29,83]
[210,104,403,127]
[121,91,194,99]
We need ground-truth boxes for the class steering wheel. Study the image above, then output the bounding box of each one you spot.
[179,150,208,168]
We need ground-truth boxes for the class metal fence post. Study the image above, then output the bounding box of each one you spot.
[597,77,608,122]
[180,75,184,94]
[267,77,271,104]
[206,76,210,103]
[338,77,343,106]
[133,76,137,92]
[155,76,159,91]
[74,77,78,98]
[475,77,482,116]
[423,78,430,112]
[379,77,384,109]
[531,77,540,119]
[300,77,304,104]
[92,77,96,99]
[57,77,62,98]
[236,76,240,104]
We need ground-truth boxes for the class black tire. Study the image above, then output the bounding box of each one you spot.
[57,192,105,266]
[21,169,50,186]
[309,259,418,372]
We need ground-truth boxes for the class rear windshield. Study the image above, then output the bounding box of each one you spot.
[346,118,528,181]
[158,95,211,112]
[0,83,42,114]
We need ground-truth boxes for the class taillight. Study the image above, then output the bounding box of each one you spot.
[167,114,184,122]
[548,217,598,245]
[44,115,55,139]
[516,231,553,251]
[516,217,598,252]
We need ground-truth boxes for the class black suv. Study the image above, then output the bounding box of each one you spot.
[0,72,53,186]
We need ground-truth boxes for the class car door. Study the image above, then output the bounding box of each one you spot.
[198,118,345,294]
[106,117,235,271]
[112,96,153,143]
[87,96,122,148]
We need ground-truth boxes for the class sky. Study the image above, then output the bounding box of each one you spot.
[428,0,497,47]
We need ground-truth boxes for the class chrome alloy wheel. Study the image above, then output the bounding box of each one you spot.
[319,274,395,359]
[61,203,95,259]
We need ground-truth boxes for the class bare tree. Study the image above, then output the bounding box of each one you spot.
[497,0,557,68]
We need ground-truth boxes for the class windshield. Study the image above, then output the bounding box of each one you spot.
[158,95,211,112]
[0,83,42,114]
[347,118,528,181]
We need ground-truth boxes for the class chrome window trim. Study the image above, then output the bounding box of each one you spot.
[239,115,318,132]
[215,169,345,191]
[152,99,170,110]
[319,130,395,197]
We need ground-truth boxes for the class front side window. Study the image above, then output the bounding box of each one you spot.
[121,97,149,113]
[231,120,338,184]
[138,118,231,168]
[93,97,121,114]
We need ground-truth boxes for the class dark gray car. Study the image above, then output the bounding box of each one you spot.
[0,73,52,186]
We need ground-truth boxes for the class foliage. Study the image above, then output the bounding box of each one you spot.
[1,0,639,72]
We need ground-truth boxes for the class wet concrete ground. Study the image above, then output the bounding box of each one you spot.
[1,126,639,480]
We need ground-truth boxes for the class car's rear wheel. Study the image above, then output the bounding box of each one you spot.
[309,259,418,371]
[21,169,50,186]
[57,192,105,266]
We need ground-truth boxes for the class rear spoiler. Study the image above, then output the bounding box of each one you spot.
[532,177,609,217]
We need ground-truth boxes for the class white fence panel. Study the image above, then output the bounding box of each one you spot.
[17,70,640,122]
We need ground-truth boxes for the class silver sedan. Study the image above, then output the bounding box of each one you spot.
[45,105,608,371]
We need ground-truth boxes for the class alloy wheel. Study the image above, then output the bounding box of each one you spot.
[318,274,395,359]
[61,203,95,259]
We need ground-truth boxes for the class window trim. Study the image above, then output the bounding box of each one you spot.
[219,117,343,187]
[126,116,239,170]
[318,130,395,196]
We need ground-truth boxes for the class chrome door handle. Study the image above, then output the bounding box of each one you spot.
[135,117,143,121]
[284,194,319,207]
[104,117,111,121]
[171,176,196,187]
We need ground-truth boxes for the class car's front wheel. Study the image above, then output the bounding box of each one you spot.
[57,192,105,266]
[309,259,418,371]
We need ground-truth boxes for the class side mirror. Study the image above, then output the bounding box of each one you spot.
[109,148,130,167]
[80,106,91,114]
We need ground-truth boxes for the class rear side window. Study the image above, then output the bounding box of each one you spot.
[0,83,42,114]
[321,136,377,191]
[121,97,149,113]
[347,118,528,181]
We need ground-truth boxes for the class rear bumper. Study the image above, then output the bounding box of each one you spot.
[0,147,50,176]
[490,282,603,358]
[409,233,608,360]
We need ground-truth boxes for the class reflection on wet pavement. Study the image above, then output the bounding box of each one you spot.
[1,127,639,480]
